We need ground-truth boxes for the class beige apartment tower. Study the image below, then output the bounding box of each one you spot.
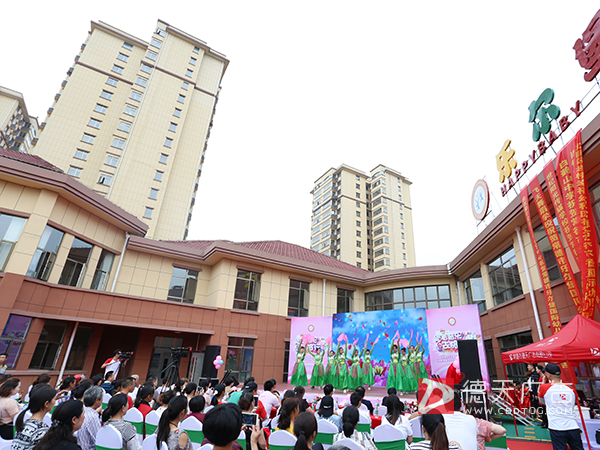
[32,20,228,240]
[311,164,416,271]
[0,87,39,153]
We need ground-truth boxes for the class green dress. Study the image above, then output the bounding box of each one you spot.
[387,351,400,390]
[400,353,410,392]
[333,350,348,390]
[310,352,325,386]
[416,349,428,379]
[324,350,335,385]
[361,353,374,386]
[290,351,308,386]
[404,351,418,392]
[348,353,362,389]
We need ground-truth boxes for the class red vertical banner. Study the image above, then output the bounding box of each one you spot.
[520,187,563,334]
[529,177,586,314]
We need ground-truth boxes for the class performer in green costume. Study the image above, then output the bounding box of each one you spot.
[324,345,336,386]
[333,340,349,391]
[361,335,377,389]
[387,334,401,390]
[400,347,410,393]
[308,346,325,388]
[416,335,429,379]
[405,342,418,392]
[290,344,308,386]
[347,341,362,390]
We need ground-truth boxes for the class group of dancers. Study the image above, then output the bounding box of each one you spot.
[289,331,428,392]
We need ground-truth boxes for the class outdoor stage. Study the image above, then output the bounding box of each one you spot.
[276,384,417,407]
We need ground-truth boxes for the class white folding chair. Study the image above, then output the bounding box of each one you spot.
[373,423,407,449]
[356,411,371,433]
[96,424,123,450]
[181,416,204,450]
[199,445,214,450]
[269,429,297,450]
[237,429,247,448]
[145,409,161,436]
[13,409,32,427]
[203,405,214,413]
[334,438,364,450]
[410,416,424,441]
[43,412,52,426]
[377,405,387,416]
[443,413,478,450]
[123,406,144,444]
[315,419,338,449]
[142,434,168,450]
[102,392,111,410]
[0,441,12,450]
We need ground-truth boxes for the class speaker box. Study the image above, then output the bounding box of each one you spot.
[457,340,483,385]
[201,345,221,379]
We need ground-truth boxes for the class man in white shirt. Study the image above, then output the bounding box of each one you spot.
[258,379,280,426]
[443,392,478,450]
[538,363,583,450]
[78,386,103,450]
[101,349,122,378]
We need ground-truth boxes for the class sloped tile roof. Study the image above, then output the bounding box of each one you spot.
[0,148,63,173]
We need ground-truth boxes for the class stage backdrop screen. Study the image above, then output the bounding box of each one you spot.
[426,304,490,388]
[332,309,429,387]
[287,316,332,384]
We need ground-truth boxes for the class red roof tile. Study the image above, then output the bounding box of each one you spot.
[163,239,370,274]
[0,148,63,173]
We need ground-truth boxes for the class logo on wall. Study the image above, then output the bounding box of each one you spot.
[471,179,490,221]
[308,325,314,332]
[448,317,456,326]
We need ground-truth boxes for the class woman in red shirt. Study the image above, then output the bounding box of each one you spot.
[134,384,155,417]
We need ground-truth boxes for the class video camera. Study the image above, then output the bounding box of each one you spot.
[171,347,192,359]
[118,351,134,362]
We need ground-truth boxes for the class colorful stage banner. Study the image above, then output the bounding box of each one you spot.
[520,187,563,334]
[425,305,489,388]
[287,316,332,384]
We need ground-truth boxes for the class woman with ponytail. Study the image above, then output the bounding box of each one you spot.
[409,414,460,450]
[275,397,299,434]
[156,395,192,450]
[292,412,323,450]
[210,384,225,407]
[32,400,84,450]
[333,406,376,450]
[101,393,141,450]
[12,384,57,450]
[134,384,155,418]
[381,395,412,443]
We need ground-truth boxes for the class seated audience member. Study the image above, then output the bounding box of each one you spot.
[223,376,239,400]
[382,387,397,407]
[409,414,461,450]
[102,393,142,450]
[465,401,506,450]
[442,393,478,450]
[381,394,412,443]
[270,390,296,429]
[77,385,103,450]
[157,396,192,450]
[186,395,206,423]
[25,374,51,402]
[56,377,75,405]
[134,384,155,418]
[184,382,198,403]
[276,397,300,433]
[90,374,103,387]
[228,377,255,405]
[238,392,269,450]
[349,392,369,419]
[315,395,343,432]
[293,412,324,450]
[259,379,280,420]
[13,384,56,450]
[211,384,226,407]
[121,377,135,407]
[355,387,373,415]
[130,374,139,398]
[32,400,84,450]
[243,382,267,421]
[0,378,21,439]
[203,403,244,450]
[333,405,376,450]
[101,371,115,394]
[294,386,313,414]
[157,390,176,415]
[71,381,93,402]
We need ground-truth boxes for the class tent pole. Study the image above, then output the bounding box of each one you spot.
[568,361,592,450]
[503,363,518,437]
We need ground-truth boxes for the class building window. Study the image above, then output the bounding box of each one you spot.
[156,28,166,37]
[185,69,193,77]
[29,320,67,370]
[122,42,133,50]
[356,251,361,258]
[143,207,153,219]
[402,232,405,239]
[117,53,128,63]
[283,341,290,383]
[146,51,157,61]
[124,106,137,116]
[356,221,361,227]
[402,242,405,249]
[484,340,497,381]
[498,331,534,380]
[154,171,163,181]
[225,337,254,382]
[0,315,31,368]
[151,38,162,48]
[288,280,309,317]
[149,188,159,199]
[91,249,115,290]
[464,270,486,313]
[164,138,173,148]
[174,108,181,117]
[74,150,88,160]
[98,173,113,186]
[403,253,406,260]
[58,238,93,287]
[112,65,124,74]
[169,123,177,132]
[182,81,189,90]
[178,94,185,103]
[366,285,452,311]
[488,247,523,306]
[337,288,353,314]
[167,267,198,303]
[130,91,142,101]
[94,104,107,114]
[356,211,360,217]
[112,138,125,149]
[136,77,147,87]
[65,326,94,370]
[67,166,82,177]
[534,218,564,283]
[193,46,200,54]
[105,155,119,167]
[82,133,95,144]
[118,121,131,132]
[107,77,118,87]
[356,240,361,247]
[0,214,26,272]
[233,270,261,311]
[141,64,152,74]
[159,154,168,164]
[88,118,101,129]
[190,57,197,65]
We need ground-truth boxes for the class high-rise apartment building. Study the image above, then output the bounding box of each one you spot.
[0,87,39,153]
[32,20,228,240]
[310,164,416,271]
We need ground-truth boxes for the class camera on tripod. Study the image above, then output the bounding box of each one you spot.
[170,347,192,359]
[118,351,134,362]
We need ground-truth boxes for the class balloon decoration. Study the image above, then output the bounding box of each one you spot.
[213,355,223,369]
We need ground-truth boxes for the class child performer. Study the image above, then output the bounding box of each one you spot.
[387,332,401,391]
[324,344,336,386]
[415,333,428,379]
[347,339,362,390]
[333,338,349,392]
[361,334,377,390]
[400,347,409,394]
[405,332,418,392]
[308,346,325,389]
[290,343,308,387]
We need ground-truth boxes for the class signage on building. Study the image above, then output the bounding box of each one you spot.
[471,179,490,221]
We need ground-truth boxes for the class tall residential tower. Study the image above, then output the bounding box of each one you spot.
[32,20,228,240]
[310,164,416,271]
[0,87,39,153]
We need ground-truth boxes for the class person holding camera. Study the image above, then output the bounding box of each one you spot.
[101,350,123,378]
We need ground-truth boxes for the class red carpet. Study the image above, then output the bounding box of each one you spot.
[507,439,553,450]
